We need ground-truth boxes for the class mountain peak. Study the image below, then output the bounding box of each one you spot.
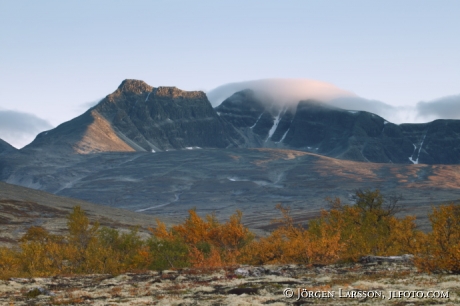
[155,86,206,100]
[22,80,241,154]
[117,79,153,94]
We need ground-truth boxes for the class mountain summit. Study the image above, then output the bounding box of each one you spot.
[24,80,242,154]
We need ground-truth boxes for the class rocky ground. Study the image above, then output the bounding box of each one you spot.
[1,259,459,305]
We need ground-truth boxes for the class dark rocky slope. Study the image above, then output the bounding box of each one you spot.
[23,80,243,154]
[0,138,17,155]
[217,89,460,164]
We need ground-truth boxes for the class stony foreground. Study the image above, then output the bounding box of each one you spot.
[1,261,459,305]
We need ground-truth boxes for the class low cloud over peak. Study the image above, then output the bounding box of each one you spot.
[0,110,53,148]
[415,94,460,122]
[206,78,356,107]
[207,78,460,125]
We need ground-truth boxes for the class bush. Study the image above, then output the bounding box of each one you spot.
[0,194,458,279]
[242,189,423,265]
[415,204,460,273]
[148,209,254,268]
[241,204,342,265]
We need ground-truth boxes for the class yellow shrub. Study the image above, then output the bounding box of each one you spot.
[415,204,460,273]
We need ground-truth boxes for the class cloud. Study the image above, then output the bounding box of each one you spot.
[329,96,395,117]
[206,78,356,107]
[415,94,460,122]
[206,78,418,124]
[0,110,53,149]
[328,97,420,124]
[207,78,460,124]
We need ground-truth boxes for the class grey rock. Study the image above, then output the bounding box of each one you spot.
[0,138,16,155]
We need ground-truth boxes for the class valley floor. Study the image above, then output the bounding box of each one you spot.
[1,261,459,305]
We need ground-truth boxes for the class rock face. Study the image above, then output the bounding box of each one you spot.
[400,120,460,164]
[0,138,17,155]
[215,89,296,147]
[23,80,242,154]
[217,90,460,164]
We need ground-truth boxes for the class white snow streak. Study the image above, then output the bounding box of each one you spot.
[408,133,427,164]
[266,109,283,141]
[408,143,417,164]
[277,128,290,143]
[250,113,263,129]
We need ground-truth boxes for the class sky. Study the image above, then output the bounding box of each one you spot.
[1,0,459,148]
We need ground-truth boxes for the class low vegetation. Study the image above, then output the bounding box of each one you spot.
[0,189,459,279]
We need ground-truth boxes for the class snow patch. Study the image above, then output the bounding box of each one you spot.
[151,149,155,153]
[408,133,427,164]
[277,128,290,143]
[250,113,263,129]
[266,109,283,141]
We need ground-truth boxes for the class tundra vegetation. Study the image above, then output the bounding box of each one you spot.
[0,189,459,279]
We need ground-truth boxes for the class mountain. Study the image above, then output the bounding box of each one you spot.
[23,79,242,154]
[217,89,460,164]
[19,80,460,164]
[0,138,17,155]
[3,80,460,232]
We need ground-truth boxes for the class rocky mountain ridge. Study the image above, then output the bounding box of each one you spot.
[19,79,460,164]
[0,138,17,155]
[23,79,242,154]
[217,89,460,164]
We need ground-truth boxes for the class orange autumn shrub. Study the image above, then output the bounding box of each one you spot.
[243,190,422,265]
[0,247,20,279]
[241,204,343,265]
[415,204,460,273]
[149,209,254,269]
[0,192,458,279]
[311,190,423,262]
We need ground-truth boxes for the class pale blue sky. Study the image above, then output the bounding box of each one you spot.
[1,0,459,147]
